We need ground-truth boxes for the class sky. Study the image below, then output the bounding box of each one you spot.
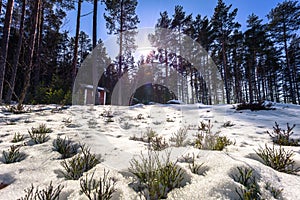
[62,0,285,42]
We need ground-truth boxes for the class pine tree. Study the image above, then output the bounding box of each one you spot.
[102,0,139,105]
[72,0,82,82]
[4,0,26,103]
[0,0,14,103]
[211,0,240,104]
[244,14,266,102]
[267,0,300,104]
[18,0,40,107]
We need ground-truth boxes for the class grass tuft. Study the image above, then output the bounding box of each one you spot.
[53,136,79,159]
[194,120,233,151]
[129,150,185,199]
[18,181,63,200]
[61,144,101,180]
[28,124,52,144]
[256,144,300,174]
[231,167,261,200]
[267,122,299,146]
[169,127,189,147]
[80,169,117,200]
[2,145,26,164]
[11,132,25,143]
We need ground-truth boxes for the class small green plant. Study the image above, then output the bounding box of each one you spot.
[194,120,232,150]
[150,136,168,151]
[265,182,283,199]
[256,144,300,174]
[145,128,157,143]
[136,113,144,120]
[28,124,52,144]
[53,136,79,159]
[222,121,235,128]
[30,124,53,134]
[2,145,26,163]
[80,170,117,200]
[129,151,185,199]
[105,118,114,123]
[88,119,98,128]
[169,127,189,147]
[100,107,113,118]
[62,118,72,126]
[166,118,175,122]
[61,145,101,180]
[18,181,64,200]
[231,167,261,200]
[11,132,25,143]
[120,122,132,130]
[236,101,275,111]
[267,122,299,146]
[188,154,206,175]
[130,128,158,144]
[4,104,30,114]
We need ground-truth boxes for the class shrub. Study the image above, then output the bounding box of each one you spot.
[100,108,113,118]
[30,124,53,134]
[53,137,79,159]
[105,118,114,123]
[136,113,144,120]
[88,119,98,128]
[267,122,299,146]
[28,124,52,144]
[194,120,232,151]
[166,118,175,122]
[169,128,189,147]
[129,151,184,199]
[120,121,132,130]
[188,154,206,175]
[61,145,101,180]
[256,144,300,174]
[222,121,235,128]
[3,104,30,114]
[11,132,25,143]
[231,167,261,200]
[2,145,26,164]
[62,118,72,127]
[18,181,64,200]
[236,101,275,111]
[150,136,168,151]
[129,128,158,143]
[80,170,117,200]
[265,182,283,199]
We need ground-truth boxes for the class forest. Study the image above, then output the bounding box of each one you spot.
[0,0,299,106]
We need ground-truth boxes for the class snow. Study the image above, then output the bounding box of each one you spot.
[0,103,300,199]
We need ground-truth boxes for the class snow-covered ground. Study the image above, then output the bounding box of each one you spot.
[0,103,300,199]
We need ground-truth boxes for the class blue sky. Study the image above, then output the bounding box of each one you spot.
[62,0,284,41]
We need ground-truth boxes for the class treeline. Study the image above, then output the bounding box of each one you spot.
[0,0,299,105]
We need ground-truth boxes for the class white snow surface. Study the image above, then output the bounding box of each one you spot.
[0,103,299,199]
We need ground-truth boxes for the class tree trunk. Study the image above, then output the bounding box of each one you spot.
[18,0,40,106]
[92,0,97,49]
[32,1,43,96]
[5,0,26,103]
[222,41,230,104]
[72,0,82,82]
[92,0,99,104]
[118,0,124,105]
[0,0,2,15]
[283,23,296,104]
[0,0,14,104]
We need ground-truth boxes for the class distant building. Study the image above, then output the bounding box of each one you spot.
[82,84,108,105]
